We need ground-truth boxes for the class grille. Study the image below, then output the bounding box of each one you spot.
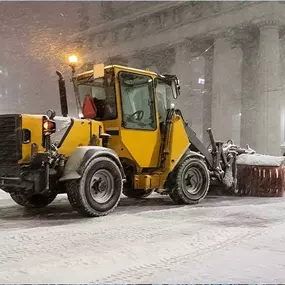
[0,115,22,176]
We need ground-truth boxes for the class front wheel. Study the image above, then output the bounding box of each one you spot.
[169,157,210,204]
[66,156,123,217]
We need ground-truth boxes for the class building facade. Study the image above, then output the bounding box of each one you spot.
[73,1,285,155]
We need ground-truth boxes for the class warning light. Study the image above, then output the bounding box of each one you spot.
[68,55,78,65]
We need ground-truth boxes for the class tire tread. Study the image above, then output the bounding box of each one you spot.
[10,192,57,208]
[66,157,123,217]
[169,157,210,205]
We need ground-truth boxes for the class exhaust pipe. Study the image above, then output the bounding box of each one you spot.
[56,71,68,117]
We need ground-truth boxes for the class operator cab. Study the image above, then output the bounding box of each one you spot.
[73,65,179,130]
[71,65,180,169]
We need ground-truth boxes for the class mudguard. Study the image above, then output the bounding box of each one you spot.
[168,150,205,177]
[59,146,126,182]
[182,150,205,161]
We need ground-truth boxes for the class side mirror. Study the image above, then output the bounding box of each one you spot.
[171,78,180,99]
[156,74,180,99]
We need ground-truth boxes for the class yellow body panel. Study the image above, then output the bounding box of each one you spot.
[134,174,160,189]
[58,119,103,158]
[120,129,161,168]
[165,114,190,172]
[20,115,104,164]
[20,114,45,164]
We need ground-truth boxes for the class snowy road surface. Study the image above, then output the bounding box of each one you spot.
[1,191,285,283]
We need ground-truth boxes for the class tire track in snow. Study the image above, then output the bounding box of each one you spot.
[1,197,285,283]
[0,224,264,283]
[0,214,212,269]
[99,227,270,283]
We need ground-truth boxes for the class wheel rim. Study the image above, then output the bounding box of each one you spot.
[89,169,114,204]
[183,165,203,195]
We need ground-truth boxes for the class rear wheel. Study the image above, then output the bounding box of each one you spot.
[66,156,123,217]
[10,192,57,208]
[169,157,210,204]
[123,188,153,199]
[169,191,184,204]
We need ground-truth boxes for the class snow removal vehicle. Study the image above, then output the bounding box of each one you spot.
[0,57,283,217]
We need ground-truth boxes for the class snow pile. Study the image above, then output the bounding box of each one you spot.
[236,153,285,167]
[0,191,10,200]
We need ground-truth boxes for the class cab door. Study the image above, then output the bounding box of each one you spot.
[116,70,161,168]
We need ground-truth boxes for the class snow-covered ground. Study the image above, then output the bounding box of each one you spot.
[1,191,285,283]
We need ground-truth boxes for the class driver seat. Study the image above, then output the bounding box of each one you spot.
[82,95,97,119]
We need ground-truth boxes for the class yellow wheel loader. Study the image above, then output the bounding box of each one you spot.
[0,59,282,217]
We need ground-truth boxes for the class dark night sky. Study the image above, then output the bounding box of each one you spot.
[0,1,83,116]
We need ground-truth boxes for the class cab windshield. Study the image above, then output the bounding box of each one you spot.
[119,72,156,130]
[77,76,117,121]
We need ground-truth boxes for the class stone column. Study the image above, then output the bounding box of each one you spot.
[255,20,281,155]
[170,41,193,127]
[230,42,243,146]
[211,35,243,144]
[202,47,213,145]
[241,42,259,150]
[279,37,285,148]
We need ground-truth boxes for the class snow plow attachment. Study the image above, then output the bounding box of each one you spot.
[236,154,285,197]
[202,128,285,197]
[177,110,285,198]
[206,133,285,198]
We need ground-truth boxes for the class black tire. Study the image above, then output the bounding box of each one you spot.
[10,192,57,208]
[165,173,184,204]
[169,157,210,204]
[169,191,185,204]
[66,156,123,217]
[123,188,153,199]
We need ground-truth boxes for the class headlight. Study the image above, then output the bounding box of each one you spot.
[43,119,56,136]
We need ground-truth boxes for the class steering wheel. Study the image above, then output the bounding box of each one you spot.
[128,110,144,121]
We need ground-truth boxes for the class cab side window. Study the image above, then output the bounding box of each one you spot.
[156,80,172,123]
[78,77,117,121]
